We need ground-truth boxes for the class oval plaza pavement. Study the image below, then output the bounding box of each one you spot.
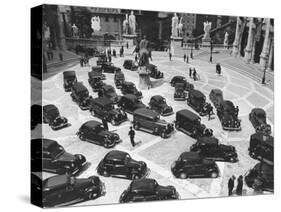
[33,53,274,205]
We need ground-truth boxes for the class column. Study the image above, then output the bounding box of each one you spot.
[232,17,240,56]
[158,21,163,41]
[57,7,66,50]
[244,17,254,63]
[259,18,271,69]
[266,38,274,71]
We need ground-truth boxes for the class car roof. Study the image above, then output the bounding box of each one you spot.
[179,152,201,161]
[43,104,58,112]
[251,133,274,147]
[175,83,185,88]
[82,120,101,129]
[44,175,69,189]
[104,150,128,161]
[102,84,115,91]
[251,108,266,115]
[176,109,200,121]
[211,89,223,95]
[151,95,164,101]
[254,163,273,175]
[189,89,205,98]
[130,178,156,193]
[90,97,113,107]
[63,70,76,78]
[124,59,133,62]
[173,76,185,80]
[122,94,138,101]
[88,71,102,78]
[92,66,102,70]
[123,81,134,86]
[134,108,159,118]
[32,138,58,150]
[221,100,235,109]
[197,136,219,145]
[72,82,88,93]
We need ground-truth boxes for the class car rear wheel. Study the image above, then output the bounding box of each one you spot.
[179,172,187,179]
[79,134,86,141]
[111,119,117,126]
[90,110,96,116]
[131,173,140,180]
[161,132,166,138]
[210,172,218,178]
[134,122,140,130]
[102,170,110,177]
[88,192,98,200]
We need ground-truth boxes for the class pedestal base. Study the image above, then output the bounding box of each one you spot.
[138,67,152,90]
[170,36,183,56]
[123,34,137,48]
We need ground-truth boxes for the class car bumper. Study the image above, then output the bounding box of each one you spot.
[174,97,186,101]
[222,125,241,131]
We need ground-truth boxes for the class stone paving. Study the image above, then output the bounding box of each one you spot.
[32,52,274,205]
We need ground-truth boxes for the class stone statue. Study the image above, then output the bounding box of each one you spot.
[177,17,183,37]
[72,24,79,37]
[224,32,229,47]
[139,36,149,66]
[91,16,101,32]
[43,22,50,41]
[203,21,212,40]
[128,11,136,35]
[171,13,179,37]
[123,14,129,34]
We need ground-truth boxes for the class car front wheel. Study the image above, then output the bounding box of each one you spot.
[102,170,110,177]
[131,173,140,180]
[79,134,86,141]
[88,192,98,200]
[133,122,140,130]
[161,132,166,138]
[210,172,218,178]
[179,172,187,179]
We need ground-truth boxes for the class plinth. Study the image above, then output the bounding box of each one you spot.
[170,36,183,56]
[138,66,151,90]
[123,34,137,47]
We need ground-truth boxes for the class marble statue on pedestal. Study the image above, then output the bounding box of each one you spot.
[72,24,79,37]
[203,21,212,40]
[171,13,179,37]
[128,11,136,35]
[91,16,101,33]
[123,14,129,35]
[177,17,183,37]
[43,22,50,41]
[224,32,229,48]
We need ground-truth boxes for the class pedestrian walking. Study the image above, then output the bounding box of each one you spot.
[207,104,213,121]
[186,55,189,64]
[184,53,186,62]
[169,52,172,61]
[113,49,116,57]
[102,118,108,131]
[108,55,112,63]
[148,50,152,61]
[193,68,197,81]
[189,67,192,78]
[216,63,221,75]
[120,46,124,57]
[236,175,243,195]
[228,175,235,196]
[126,42,129,49]
[128,127,135,147]
[135,54,138,62]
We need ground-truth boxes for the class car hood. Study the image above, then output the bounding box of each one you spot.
[75,178,100,188]
[219,144,236,153]
[98,130,115,137]
[127,159,143,168]
[157,185,175,196]
[58,152,76,162]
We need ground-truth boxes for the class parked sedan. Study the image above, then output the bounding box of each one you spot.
[31,173,105,207]
[249,108,271,135]
[43,104,69,130]
[119,178,179,203]
[148,95,173,116]
[97,150,149,180]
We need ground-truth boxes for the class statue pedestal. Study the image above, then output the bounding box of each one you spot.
[202,34,211,47]
[123,34,137,47]
[170,36,183,56]
[138,66,151,90]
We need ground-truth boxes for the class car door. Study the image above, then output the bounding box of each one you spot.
[113,160,129,177]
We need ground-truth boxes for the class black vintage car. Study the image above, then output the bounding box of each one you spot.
[96,55,107,66]
[89,97,128,126]
[114,69,125,89]
[97,150,148,180]
[118,94,147,114]
[43,104,69,130]
[170,76,194,91]
[121,81,143,99]
[217,100,241,131]
[190,136,238,162]
[77,120,122,148]
[31,173,105,207]
[133,108,174,138]
[119,178,179,203]
[249,133,273,165]
[102,62,121,73]
[171,152,219,179]
[31,104,42,130]
[175,109,213,138]
[249,108,271,135]
[91,66,106,80]
[71,82,92,110]
[100,84,120,104]
[88,72,104,92]
[146,64,164,79]
[31,138,87,175]
[174,83,187,101]
[123,59,138,71]
[63,71,77,92]
[209,89,224,109]
[148,95,173,116]
[245,163,273,192]
[187,89,209,116]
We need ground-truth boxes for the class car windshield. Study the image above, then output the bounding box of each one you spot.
[79,90,89,98]
[257,113,266,119]
[94,125,104,132]
[50,145,65,159]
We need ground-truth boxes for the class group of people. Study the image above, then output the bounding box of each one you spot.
[189,67,200,81]
[228,175,244,196]
[80,55,90,67]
